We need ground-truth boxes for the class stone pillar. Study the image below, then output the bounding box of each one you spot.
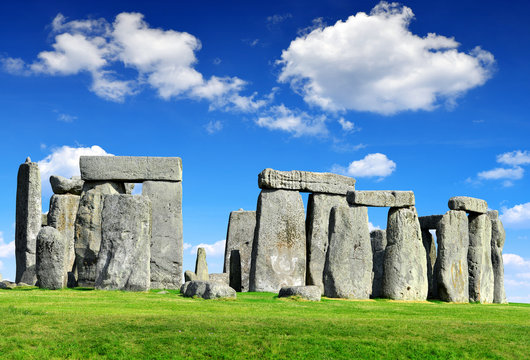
[370,229,386,298]
[95,195,151,291]
[383,206,427,301]
[249,189,306,292]
[142,181,183,289]
[421,229,437,299]
[195,247,209,281]
[15,157,42,285]
[229,250,242,292]
[36,226,68,289]
[435,210,469,302]
[323,205,372,299]
[223,209,256,292]
[488,210,507,304]
[306,194,348,294]
[468,213,494,303]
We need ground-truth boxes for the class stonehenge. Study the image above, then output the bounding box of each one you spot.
[488,210,507,304]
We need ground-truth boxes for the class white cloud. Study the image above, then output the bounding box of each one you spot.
[332,153,396,178]
[478,166,524,181]
[57,113,77,122]
[368,222,381,232]
[504,254,530,268]
[256,104,328,137]
[190,240,226,257]
[267,13,292,26]
[183,243,192,250]
[205,120,223,134]
[0,232,15,258]
[500,203,530,229]
[497,150,530,166]
[338,117,356,132]
[278,1,494,114]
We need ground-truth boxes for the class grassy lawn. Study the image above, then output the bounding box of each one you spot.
[0,288,528,359]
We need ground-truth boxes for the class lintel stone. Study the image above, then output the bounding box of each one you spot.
[448,196,487,214]
[418,215,443,230]
[347,190,414,207]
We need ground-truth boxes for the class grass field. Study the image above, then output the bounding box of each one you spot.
[0,287,528,359]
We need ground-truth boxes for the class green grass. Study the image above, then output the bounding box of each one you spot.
[0,288,528,359]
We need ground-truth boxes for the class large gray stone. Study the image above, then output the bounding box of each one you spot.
[306,194,349,294]
[36,227,68,289]
[323,205,372,299]
[418,215,443,230]
[80,156,182,182]
[74,181,126,287]
[184,270,198,282]
[180,280,236,299]
[95,195,151,291]
[258,168,355,195]
[229,250,242,292]
[448,196,487,214]
[15,158,41,285]
[209,273,229,285]
[383,207,428,301]
[347,191,415,207]
[421,229,437,299]
[278,285,321,301]
[41,213,48,227]
[249,189,306,292]
[50,175,84,195]
[223,210,256,292]
[195,247,209,281]
[370,229,386,298]
[142,181,183,289]
[468,213,494,303]
[488,210,507,304]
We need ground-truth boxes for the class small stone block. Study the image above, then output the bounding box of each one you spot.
[347,190,415,207]
[448,196,487,214]
[278,286,321,301]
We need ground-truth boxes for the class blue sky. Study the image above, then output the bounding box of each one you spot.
[0,0,528,301]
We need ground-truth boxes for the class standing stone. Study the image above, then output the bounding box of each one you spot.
[143,181,183,289]
[195,247,209,281]
[421,229,437,299]
[15,158,42,285]
[95,195,151,291]
[323,205,372,299]
[36,227,68,289]
[306,194,348,294]
[41,213,48,227]
[468,213,494,303]
[370,229,386,298]
[74,181,126,287]
[488,210,507,304]
[229,250,242,292]
[249,189,306,292]
[435,210,469,302]
[223,210,256,292]
[383,207,428,301]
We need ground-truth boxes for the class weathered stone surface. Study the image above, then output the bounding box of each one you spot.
[448,196,487,214]
[258,168,355,195]
[209,273,229,285]
[488,210,507,304]
[195,247,209,281]
[142,181,183,289]
[229,250,242,292]
[80,156,182,182]
[124,183,135,194]
[468,213,494,303]
[421,229,437,299]
[419,215,443,230]
[223,210,256,292]
[74,181,125,287]
[184,270,198,282]
[15,159,41,285]
[370,229,386,298]
[306,194,349,294]
[383,207,428,301]
[50,175,84,195]
[347,191,415,207]
[41,213,48,227]
[0,282,5,289]
[2,281,16,289]
[249,189,306,292]
[279,285,321,301]
[48,194,79,285]
[95,195,151,291]
[180,281,236,299]
[36,227,68,289]
[323,205,372,299]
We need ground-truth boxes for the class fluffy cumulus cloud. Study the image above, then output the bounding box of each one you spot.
[332,153,396,178]
[278,1,494,115]
[476,150,530,186]
[500,203,530,229]
[503,253,530,303]
[256,104,328,137]
[190,240,226,257]
[497,150,530,166]
[0,232,15,258]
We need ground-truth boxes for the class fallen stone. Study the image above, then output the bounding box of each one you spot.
[347,191,415,207]
[448,196,487,214]
[15,158,41,285]
[2,281,16,289]
[0,282,6,289]
[17,282,31,287]
[229,250,242,292]
[223,210,256,292]
[258,168,355,195]
[421,229,437,299]
[209,273,229,285]
[323,205,372,299]
[488,210,507,304]
[36,227,68,289]
[80,156,182,182]
[306,194,349,294]
[278,285,321,301]
[95,195,151,291]
[383,207,428,301]
[50,175,84,195]
[180,281,236,299]
[468,213,494,303]
[184,270,198,282]
[195,247,209,281]
[143,181,183,289]
[249,189,306,292]
[418,215,443,230]
[370,229,386,298]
